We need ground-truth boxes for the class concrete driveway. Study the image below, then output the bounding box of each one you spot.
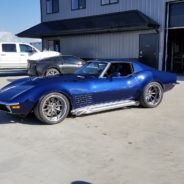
[0,76,183,184]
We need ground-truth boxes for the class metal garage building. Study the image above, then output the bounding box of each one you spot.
[18,0,184,74]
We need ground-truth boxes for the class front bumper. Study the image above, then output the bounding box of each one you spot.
[0,100,35,116]
[0,101,20,114]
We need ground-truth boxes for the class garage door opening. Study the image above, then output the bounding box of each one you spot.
[166,1,184,74]
[167,29,184,74]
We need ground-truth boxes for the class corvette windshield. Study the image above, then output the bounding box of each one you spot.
[75,62,107,76]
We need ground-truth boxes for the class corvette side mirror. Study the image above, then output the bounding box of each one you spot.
[108,72,121,80]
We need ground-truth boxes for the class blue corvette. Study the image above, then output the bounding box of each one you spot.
[0,59,176,124]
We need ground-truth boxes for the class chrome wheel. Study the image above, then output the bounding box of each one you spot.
[42,95,67,121]
[34,93,70,124]
[145,84,162,106]
[45,68,60,76]
[140,82,163,108]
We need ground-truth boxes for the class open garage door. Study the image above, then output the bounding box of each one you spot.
[166,1,184,74]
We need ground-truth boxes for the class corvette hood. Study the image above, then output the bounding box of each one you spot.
[0,78,34,102]
[30,74,89,86]
[31,74,80,83]
[0,74,85,102]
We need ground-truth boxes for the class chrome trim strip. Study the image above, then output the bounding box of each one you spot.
[6,105,12,113]
[71,100,139,116]
[0,101,19,106]
[99,62,111,78]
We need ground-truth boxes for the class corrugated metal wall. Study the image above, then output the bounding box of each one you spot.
[41,0,171,70]
[44,30,154,59]
[42,0,166,25]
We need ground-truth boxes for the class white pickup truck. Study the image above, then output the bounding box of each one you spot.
[0,42,60,69]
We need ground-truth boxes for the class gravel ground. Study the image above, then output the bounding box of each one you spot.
[0,75,183,184]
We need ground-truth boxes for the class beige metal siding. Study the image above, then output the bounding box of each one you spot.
[41,0,171,70]
[41,0,166,26]
[44,30,154,59]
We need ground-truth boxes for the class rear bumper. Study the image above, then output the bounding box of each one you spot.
[27,62,37,76]
[27,67,37,76]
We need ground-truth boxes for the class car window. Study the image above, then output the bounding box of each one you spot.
[20,44,36,53]
[75,62,107,76]
[2,44,16,52]
[106,63,133,77]
[63,56,80,64]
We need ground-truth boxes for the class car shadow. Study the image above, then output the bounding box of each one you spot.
[0,106,142,125]
[0,112,75,125]
[71,181,92,184]
[0,112,44,125]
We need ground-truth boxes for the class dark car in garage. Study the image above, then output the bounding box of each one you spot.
[27,55,86,76]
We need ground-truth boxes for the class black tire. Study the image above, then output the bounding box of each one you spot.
[140,82,163,108]
[34,93,70,124]
[45,68,60,76]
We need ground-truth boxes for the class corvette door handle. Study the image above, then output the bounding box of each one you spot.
[1,54,6,56]
[21,54,25,56]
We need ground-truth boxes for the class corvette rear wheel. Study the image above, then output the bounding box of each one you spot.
[140,82,163,108]
[34,93,70,124]
[45,68,60,76]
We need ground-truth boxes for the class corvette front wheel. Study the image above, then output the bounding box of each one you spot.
[34,93,70,124]
[140,82,163,108]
